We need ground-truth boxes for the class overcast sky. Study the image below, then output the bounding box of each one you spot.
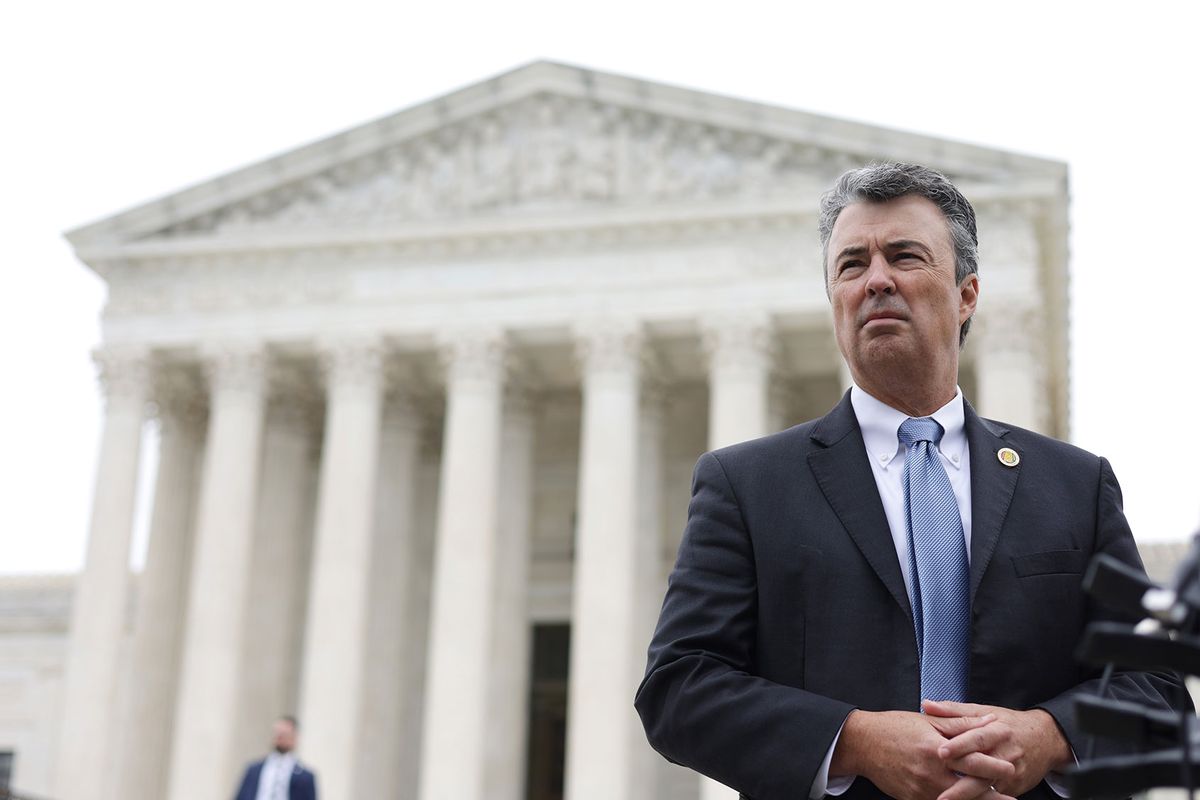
[2,0,1198,573]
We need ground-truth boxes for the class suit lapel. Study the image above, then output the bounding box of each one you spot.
[808,393,913,619]
[964,401,1020,600]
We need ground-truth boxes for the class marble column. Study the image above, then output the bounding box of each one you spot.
[973,309,1048,433]
[565,323,643,800]
[298,341,385,800]
[55,347,148,800]
[701,319,774,800]
[400,449,439,797]
[357,390,424,800]
[418,330,507,800]
[704,315,773,449]
[636,386,667,800]
[167,345,268,800]
[233,385,320,765]
[485,387,537,800]
[113,376,206,800]
[768,378,796,435]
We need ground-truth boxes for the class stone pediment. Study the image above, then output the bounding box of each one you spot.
[67,61,1066,253]
[159,94,859,237]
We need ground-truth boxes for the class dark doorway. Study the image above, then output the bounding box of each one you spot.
[0,750,12,792]
[526,624,570,800]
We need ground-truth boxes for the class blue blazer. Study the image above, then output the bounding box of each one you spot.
[234,758,317,800]
[636,393,1183,800]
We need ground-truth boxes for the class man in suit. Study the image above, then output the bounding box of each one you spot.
[635,163,1182,800]
[233,715,318,800]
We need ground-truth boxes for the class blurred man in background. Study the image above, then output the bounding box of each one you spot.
[233,715,317,800]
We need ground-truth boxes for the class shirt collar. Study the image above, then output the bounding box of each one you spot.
[265,752,296,769]
[849,384,967,471]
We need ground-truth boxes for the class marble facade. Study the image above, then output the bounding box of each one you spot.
[27,62,1078,799]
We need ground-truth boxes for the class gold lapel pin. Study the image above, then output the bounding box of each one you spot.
[997,447,1020,467]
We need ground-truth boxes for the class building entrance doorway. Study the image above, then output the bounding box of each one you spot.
[526,624,570,800]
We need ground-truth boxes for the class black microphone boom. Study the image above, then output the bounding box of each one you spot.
[1069,531,1200,799]
[1082,553,1158,620]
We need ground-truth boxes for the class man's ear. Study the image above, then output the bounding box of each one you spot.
[959,273,980,324]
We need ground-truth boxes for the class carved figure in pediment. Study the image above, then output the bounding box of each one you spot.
[742,138,790,194]
[354,158,409,219]
[277,175,338,225]
[517,99,570,202]
[147,92,875,236]
[570,107,613,201]
[635,121,677,200]
[665,123,709,198]
[691,132,739,198]
[413,138,462,217]
[470,118,515,209]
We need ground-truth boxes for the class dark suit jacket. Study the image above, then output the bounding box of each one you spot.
[635,393,1182,800]
[234,757,317,800]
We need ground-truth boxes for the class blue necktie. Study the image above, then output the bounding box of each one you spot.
[898,417,970,703]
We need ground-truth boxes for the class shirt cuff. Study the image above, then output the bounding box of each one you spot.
[809,723,856,798]
[1044,745,1078,798]
[1044,773,1070,798]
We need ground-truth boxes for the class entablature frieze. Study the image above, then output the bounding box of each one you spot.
[92,234,822,327]
[82,185,1064,333]
[82,202,815,275]
[76,178,1060,275]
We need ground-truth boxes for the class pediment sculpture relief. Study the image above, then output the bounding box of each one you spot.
[156,95,869,237]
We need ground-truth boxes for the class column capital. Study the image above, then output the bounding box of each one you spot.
[701,314,775,375]
[973,306,1044,356]
[92,345,151,403]
[317,337,385,390]
[438,328,508,384]
[150,363,207,432]
[573,320,643,377]
[640,379,671,434]
[200,342,267,395]
[971,306,1050,433]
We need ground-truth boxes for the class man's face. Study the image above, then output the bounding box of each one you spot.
[826,195,978,391]
[272,719,297,754]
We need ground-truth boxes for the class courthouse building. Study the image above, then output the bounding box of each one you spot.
[3,62,1086,799]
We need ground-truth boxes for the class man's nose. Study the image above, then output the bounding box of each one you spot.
[864,254,896,296]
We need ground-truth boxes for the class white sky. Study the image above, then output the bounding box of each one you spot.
[2,0,1198,574]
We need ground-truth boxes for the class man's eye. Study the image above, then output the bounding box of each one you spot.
[839,262,864,273]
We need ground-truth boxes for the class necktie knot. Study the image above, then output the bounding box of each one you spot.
[898,417,944,447]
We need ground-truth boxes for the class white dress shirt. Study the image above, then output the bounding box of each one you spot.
[812,386,972,798]
[255,752,296,800]
[852,385,973,606]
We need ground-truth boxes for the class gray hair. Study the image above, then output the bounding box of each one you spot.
[818,162,979,345]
